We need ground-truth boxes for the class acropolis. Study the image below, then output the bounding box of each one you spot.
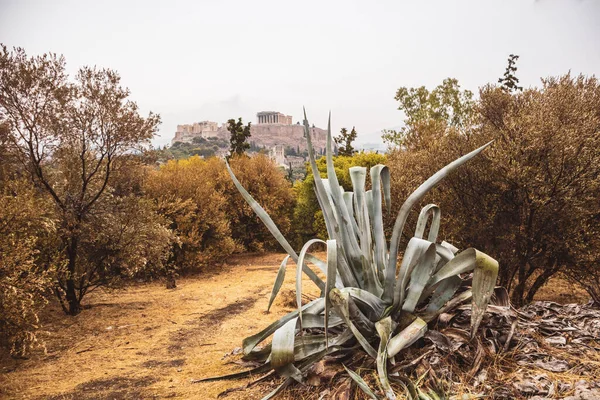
[256,111,293,125]
[170,111,327,155]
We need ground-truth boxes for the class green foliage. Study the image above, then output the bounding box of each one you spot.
[227,117,252,158]
[334,126,358,156]
[292,152,386,246]
[382,78,474,148]
[157,137,229,161]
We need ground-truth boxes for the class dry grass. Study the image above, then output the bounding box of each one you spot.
[0,253,322,400]
[533,273,590,304]
[0,253,593,400]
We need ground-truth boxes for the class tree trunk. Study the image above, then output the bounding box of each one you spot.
[525,267,558,304]
[511,280,525,308]
[65,236,81,315]
[165,273,177,289]
[511,264,527,307]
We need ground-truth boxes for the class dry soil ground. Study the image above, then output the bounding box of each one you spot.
[0,253,590,400]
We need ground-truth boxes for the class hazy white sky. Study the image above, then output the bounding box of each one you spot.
[1,0,599,147]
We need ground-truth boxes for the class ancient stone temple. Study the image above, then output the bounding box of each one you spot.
[257,111,293,125]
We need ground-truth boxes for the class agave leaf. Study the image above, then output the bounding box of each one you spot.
[350,167,376,281]
[271,318,298,368]
[303,110,341,248]
[343,191,360,236]
[343,365,382,400]
[384,141,493,303]
[324,115,362,260]
[393,238,435,311]
[421,289,472,323]
[277,363,303,384]
[325,239,337,344]
[296,239,326,327]
[370,164,391,280]
[341,287,388,321]
[247,330,348,364]
[428,248,479,287]
[243,298,324,354]
[350,166,379,292]
[192,362,273,382]
[376,317,396,400]
[427,245,499,333]
[402,244,437,313]
[424,275,462,313]
[414,204,440,243]
[304,113,360,289]
[365,190,375,240]
[294,331,353,361]
[470,250,499,337]
[301,313,344,329]
[330,288,377,358]
[434,244,455,272]
[440,240,459,254]
[226,162,325,291]
[305,253,344,289]
[387,317,427,358]
[261,378,293,400]
[267,255,290,312]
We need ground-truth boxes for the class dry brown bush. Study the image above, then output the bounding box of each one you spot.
[387,74,600,306]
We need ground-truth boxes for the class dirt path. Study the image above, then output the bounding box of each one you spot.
[0,253,322,400]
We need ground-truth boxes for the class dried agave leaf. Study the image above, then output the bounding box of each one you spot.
[470,250,499,337]
[387,317,428,358]
[376,317,396,400]
[330,288,377,358]
[343,364,382,400]
[267,255,290,311]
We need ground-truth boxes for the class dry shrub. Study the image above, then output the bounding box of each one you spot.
[387,74,600,306]
[226,154,295,251]
[145,156,239,272]
[0,179,54,356]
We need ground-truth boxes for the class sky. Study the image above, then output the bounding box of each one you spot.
[1,0,599,149]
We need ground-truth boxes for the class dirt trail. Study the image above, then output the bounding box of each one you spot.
[0,253,322,400]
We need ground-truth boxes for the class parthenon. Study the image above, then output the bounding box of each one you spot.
[257,111,293,125]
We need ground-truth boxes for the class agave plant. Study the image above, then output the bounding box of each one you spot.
[201,112,498,400]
